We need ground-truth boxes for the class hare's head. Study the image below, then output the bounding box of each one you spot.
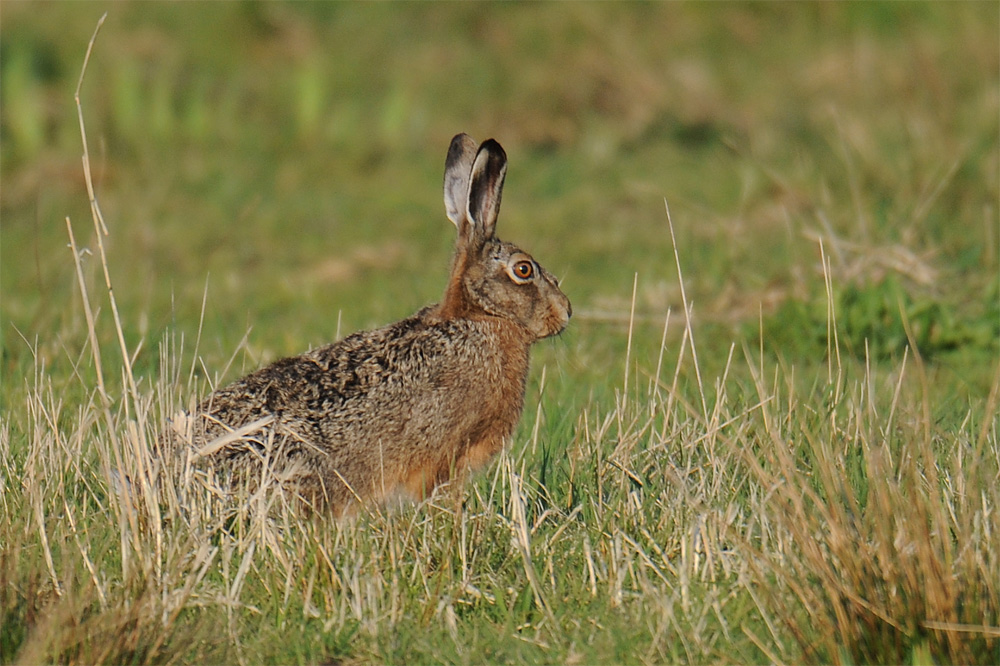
[438,134,571,340]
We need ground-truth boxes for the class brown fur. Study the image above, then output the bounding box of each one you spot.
[162,135,571,515]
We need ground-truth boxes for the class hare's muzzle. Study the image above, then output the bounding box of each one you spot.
[543,288,572,339]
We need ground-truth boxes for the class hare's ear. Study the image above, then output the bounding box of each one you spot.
[466,139,507,241]
[443,134,478,228]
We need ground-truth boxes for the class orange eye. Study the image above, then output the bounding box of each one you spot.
[512,260,534,281]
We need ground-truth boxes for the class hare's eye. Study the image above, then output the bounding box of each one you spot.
[512,260,534,281]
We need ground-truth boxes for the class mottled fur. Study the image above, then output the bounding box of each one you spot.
[163,135,571,515]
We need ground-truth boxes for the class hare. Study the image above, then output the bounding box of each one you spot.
[164,134,571,515]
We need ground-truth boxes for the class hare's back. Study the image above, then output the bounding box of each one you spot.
[203,313,524,443]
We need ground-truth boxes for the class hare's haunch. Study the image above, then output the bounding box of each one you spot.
[164,135,571,515]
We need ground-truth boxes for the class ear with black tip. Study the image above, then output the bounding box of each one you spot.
[443,133,478,228]
[466,139,507,241]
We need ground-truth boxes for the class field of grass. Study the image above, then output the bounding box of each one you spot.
[2,4,998,664]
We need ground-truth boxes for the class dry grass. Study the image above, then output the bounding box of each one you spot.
[738,342,1000,664]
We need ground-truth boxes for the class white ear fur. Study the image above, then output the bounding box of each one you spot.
[443,134,479,228]
[466,139,507,241]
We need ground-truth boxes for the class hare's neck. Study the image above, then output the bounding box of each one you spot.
[433,249,476,320]
[435,283,470,320]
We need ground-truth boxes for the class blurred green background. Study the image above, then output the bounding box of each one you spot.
[2,2,997,392]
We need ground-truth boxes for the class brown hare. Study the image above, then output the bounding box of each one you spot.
[164,134,571,515]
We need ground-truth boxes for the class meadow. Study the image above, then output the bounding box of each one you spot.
[1,4,998,664]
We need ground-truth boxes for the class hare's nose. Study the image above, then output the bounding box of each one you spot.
[556,278,571,315]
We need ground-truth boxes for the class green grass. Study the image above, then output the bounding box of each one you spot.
[2,3,999,664]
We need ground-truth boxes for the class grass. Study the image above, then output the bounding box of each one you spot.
[2,3,999,664]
